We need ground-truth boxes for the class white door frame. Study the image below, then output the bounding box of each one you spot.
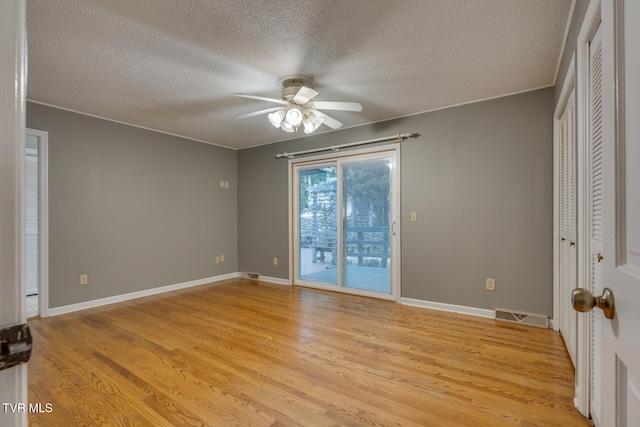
[26,128,50,318]
[288,145,401,301]
[554,51,586,411]
[0,1,28,426]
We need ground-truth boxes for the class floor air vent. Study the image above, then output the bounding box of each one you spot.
[243,272,260,280]
[495,308,548,328]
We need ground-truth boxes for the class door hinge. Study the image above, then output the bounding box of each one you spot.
[0,323,32,370]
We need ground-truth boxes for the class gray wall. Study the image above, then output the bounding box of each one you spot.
[400,88,554,316]
[27,102,237,308]
[238,87,555,316]
[29,87,554,315]
[555,0,590,102]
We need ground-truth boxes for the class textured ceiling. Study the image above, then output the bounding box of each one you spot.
[26,0,572,150]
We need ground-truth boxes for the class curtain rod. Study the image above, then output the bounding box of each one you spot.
[275,132,420,159]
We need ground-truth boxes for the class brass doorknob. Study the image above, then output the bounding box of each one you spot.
[571,287,615,319]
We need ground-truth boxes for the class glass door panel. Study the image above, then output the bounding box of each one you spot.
[293,148,398,299]
[298,165,338,285]
[342,159,391,293]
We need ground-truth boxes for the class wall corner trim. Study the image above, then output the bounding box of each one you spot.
[46,272,241,317]
[400,297,495,319]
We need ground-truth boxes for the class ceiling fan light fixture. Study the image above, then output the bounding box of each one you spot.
[268,109,285,127]
[235,75,360,135]
[303,112,324,134]
[280,120,295,132]
[285,105,304,126]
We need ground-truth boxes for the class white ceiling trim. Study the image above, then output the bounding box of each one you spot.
[30,83,554,152]
[553,0,578,85]
[227,84,557,150]
[27,99,232,149]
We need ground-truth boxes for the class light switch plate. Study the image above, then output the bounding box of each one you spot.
[486,278,496,291]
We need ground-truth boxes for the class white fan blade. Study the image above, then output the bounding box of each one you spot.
[237,107,282,119]
[314,101,363,112]
[234,93,289,106]
[314,111,343,129]
[293,86,319,104]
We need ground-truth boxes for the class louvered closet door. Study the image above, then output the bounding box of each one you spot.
[559,96,567,346]
[559,87,577,366]
[559,95,568,347]
[588,25,603,425]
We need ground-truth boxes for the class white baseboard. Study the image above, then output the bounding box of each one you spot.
[400,297,495,319]
[46,272,240,317]
[259,276,291,286]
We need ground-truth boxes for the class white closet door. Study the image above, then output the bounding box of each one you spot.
[559,87,578,366]
[588,24,604,426]
[593,0,640,421]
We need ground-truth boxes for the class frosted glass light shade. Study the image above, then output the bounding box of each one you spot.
[280,120,295,132]
[303,112,324,134]
[268,109,285,127]
[285,106,303,126]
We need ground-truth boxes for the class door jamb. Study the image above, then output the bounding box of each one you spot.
[25,128,49,318]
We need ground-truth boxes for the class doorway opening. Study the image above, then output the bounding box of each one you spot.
[25,128,49,318]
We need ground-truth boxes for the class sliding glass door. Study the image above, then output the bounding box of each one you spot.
[298,164,338,285]
[342,158,392,293]
[292,147,399,300]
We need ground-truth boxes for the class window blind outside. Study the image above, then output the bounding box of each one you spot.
[25,151,38,296]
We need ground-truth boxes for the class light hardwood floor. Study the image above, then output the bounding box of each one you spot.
[27,278,592,426]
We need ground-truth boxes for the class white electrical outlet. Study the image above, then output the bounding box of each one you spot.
[220,255,224,262]
[215,256,220,264]
[80,274,88,285]
[486,278,496,291]
[219,180,225,188]
[274,257,278,266]
[411,211,417,222]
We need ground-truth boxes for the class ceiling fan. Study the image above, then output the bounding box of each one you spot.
[234,76,363,134]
